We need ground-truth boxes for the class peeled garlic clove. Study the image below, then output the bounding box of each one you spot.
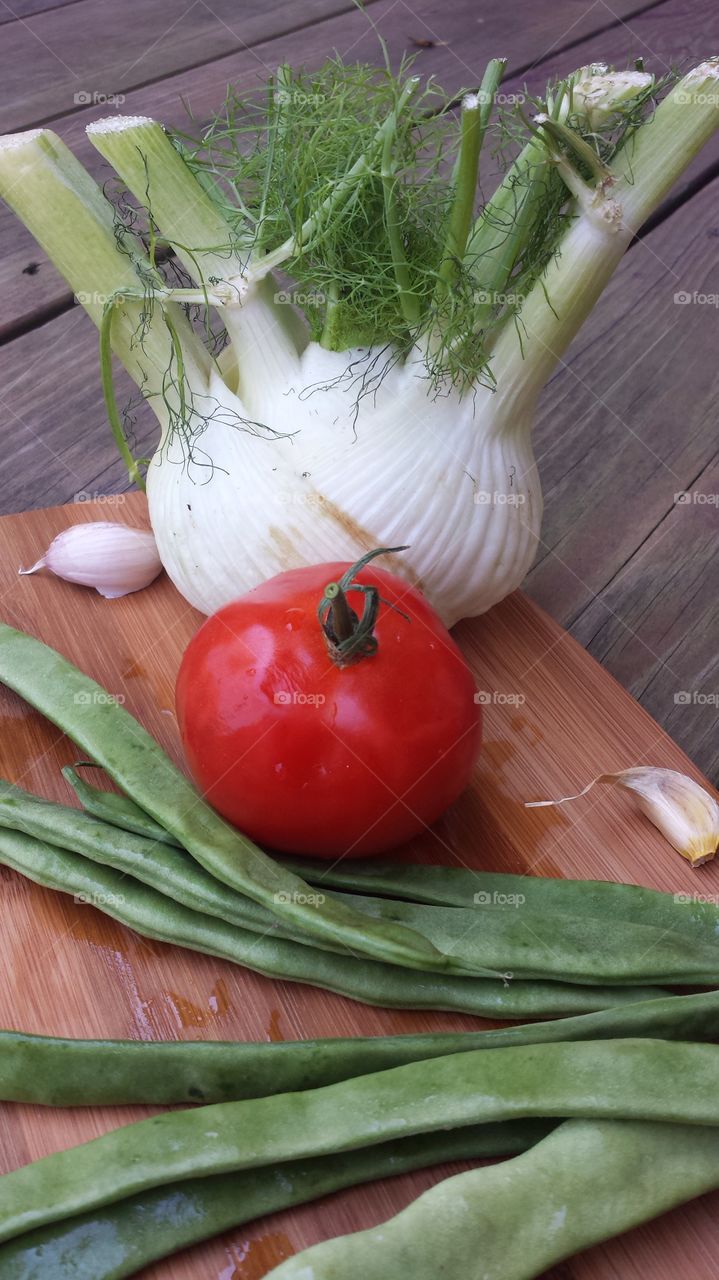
[527,766,719,867]
[19,522,162,599]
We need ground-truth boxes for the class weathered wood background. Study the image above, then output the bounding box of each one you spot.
[1,0,717,789]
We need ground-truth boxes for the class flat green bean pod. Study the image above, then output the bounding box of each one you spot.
[0,1038,718,1244]
[0,624,443,973]
[62,766,179,846]
[289,856,719,948]
[266,1117,719,1280]
[66,763,719,956]
[345,889,719,984]
[2,989,718,1106]
[0,1122,552,1280]
[0,828,652,1020]
[2,782,714,984]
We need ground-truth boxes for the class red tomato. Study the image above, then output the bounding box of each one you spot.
[176,555,482,857]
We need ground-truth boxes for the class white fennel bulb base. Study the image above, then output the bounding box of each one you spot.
[147,347,541,624]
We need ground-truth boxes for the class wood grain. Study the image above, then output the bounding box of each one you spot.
[570,457,719,782]
[523,176,719,779]
[0,492,717,1277]
[0,0,84,26]
[0,0,365,132]
[0,0,670,334]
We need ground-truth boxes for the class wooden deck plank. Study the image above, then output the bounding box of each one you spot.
[0,0,365,133]
[521,175,719,777]
[1,0,662,133]
[523,178,718,605]
[568,459,719,780]
[0,0,672,336]
[0,0,84,26]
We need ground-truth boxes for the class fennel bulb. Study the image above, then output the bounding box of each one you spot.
[1,58,718,622]
[147,333,541,623]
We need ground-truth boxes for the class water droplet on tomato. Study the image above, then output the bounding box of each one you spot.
[284,608,305,631]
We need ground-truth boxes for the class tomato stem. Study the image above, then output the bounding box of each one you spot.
[322,581,358,646]
[317,546,410,667]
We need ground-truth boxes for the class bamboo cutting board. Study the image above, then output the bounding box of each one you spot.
[0,493,717,1280]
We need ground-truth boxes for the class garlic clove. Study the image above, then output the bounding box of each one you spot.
[19,522,162,599]
[617,768,719,867]
[527,766,719,867]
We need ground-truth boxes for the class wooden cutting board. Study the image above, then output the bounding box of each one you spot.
[0,493,717,1280]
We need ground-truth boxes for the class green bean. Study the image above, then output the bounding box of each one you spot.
[0,780,337,957]
[0,1037,717,1244]
[0,624,444,973]
[266,1117,719,1280]
[62,765,179,846]
[344,889,719,984]
[1,782,500,979]
[2,781,714,985]
[291,855,719,948]
[3,989,719,1106]
[65,762,719,958]
[0,1122,553,1280]
[0,828,652,1019]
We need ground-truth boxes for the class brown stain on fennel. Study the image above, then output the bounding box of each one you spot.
[315,497,375,553]
[320,497,427,590]
[266,525,301,565]
[269,498,425,592]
